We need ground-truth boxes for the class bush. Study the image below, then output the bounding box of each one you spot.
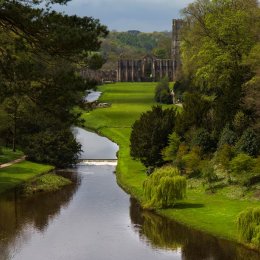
[214,144,233,170]
[235,128,260,157]
[237,207,260,247]
[202,161,218,192]
[162,132,180,162]
[154,77,172,104]
[130,106,176,167]
[230,153,255,174]
[218,125,237,148]
[24,129,81,168]
[191,128,214,153]
[143,166,186,208]
[182,147,201,175]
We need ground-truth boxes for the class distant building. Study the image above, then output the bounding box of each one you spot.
[81,19,183,83]
[117,55,175,82]
[171,19,183,77]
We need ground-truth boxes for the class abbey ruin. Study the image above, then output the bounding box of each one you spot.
[81,19,182,83]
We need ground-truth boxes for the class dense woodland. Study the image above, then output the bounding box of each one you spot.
[0,0,108,167]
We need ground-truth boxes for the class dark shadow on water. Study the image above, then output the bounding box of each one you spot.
[129,197,260,260]
[0,170,80,260]
[173,202,205,209]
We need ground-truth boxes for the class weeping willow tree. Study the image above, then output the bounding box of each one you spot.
[143,166,186,208]
[237,207,260,248]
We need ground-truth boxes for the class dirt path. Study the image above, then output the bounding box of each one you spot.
[0,156,26,169]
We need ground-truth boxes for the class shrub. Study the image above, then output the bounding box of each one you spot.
[24,129,81,168]
[154,77,172,104]
[233,111,249,136]
[235,128,260,157]
[237,207,260,247]
[182,147,201,175]
[218,125,237,148]
[143,166,186,208]
[230,153,255,174]
[130,106,176,167]
[214,144,233,170]
[202,161,218,192]
[162,132,180,162]
[191,128,214,153]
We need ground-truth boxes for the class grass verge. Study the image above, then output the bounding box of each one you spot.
[82,82,260,245]
[0,161,54,194]
[0,147,24,164]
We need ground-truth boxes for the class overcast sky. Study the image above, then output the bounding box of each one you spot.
[53,0,194,32]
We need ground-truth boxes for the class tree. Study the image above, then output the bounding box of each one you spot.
[130,106,176,167]
[181,0,259,131]
[154,77,172,104]
[235,128,260,156]
[0,0,108,166]
[143,166,186,208]
[87,53,105,70]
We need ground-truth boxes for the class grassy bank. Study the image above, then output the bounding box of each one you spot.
[0,147,24,164]
[82,82,260,244]
[0,161,54,194]
[22,173,72,196]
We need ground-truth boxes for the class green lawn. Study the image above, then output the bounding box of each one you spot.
[0,161,54,194]
[0,147,24,164]
[83,82,260,244]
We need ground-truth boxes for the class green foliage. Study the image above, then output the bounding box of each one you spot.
[143,166,186,208]
[191,128,214,153]
[154,77,172,104]
[214,144,233,170]
[202,162,218,192]
[181,147,201,175]
[181,0,259,131]
[24,129,81,168]
[235,128,260,156]
[237,207,260,247]
[162,132,180,162]
[87,53,105,70]
[175,93,211,135]
[22,173,72,196]
[233,111,250,136]
[218,125,237,148]
[0,0,108,165]
[130,105,176,167]
[230,153,255,174]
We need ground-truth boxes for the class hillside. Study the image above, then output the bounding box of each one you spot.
[100,30,172,70]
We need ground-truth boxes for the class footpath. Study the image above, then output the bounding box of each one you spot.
[0,156,26,169]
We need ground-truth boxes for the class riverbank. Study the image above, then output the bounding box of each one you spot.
[0,160,54,194]
[82,82,260,248]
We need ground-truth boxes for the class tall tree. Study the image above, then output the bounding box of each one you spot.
[181,0,259,131]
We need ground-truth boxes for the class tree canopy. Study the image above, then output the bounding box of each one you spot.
[0,0,108,166]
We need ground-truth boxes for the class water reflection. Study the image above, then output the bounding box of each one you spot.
[0,171,79,260]
[130,198,260,260]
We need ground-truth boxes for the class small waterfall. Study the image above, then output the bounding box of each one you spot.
[77,159,118,166]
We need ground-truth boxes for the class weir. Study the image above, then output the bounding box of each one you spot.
[77,159,118,166]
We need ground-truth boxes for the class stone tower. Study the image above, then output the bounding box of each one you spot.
[171,19,183,78]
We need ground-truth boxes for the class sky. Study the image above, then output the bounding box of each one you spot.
[53,0,194,32]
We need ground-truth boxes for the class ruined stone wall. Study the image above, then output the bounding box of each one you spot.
[118,57,175,82]
[171,19,183,78]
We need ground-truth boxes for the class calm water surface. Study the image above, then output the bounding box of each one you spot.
[0,127,259,260]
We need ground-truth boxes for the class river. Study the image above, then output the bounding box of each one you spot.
[0,127,259,260]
